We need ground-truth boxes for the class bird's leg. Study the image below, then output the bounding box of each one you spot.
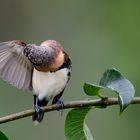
[52,90,65,115]
[52,98,64,116]
[34,95,40,113]
[33,95,44,122]
[57,99,64,116]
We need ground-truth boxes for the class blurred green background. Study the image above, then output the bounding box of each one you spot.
[0,0,140,140]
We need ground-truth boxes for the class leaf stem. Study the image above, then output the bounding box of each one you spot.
[97,93,105,99]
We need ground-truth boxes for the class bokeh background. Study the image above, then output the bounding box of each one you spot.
[0,0,140,140]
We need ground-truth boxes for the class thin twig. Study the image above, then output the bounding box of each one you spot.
[0,97,140,124]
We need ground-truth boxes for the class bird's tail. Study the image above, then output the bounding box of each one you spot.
[32,109,45,125]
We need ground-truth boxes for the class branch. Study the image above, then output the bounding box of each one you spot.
[0,97,140,124]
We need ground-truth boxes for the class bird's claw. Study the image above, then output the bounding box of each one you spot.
[56,99,64,116]
[34,105,44,122]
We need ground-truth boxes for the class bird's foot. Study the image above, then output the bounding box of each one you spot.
[32,110,44,122]
[56,99,64,116]
[33,95,44,122]
[33,105,44,122]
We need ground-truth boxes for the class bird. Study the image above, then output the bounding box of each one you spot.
[0,40,71,123]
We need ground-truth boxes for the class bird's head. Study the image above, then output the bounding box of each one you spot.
[40,40,67,72]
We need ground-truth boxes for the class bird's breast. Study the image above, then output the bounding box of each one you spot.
[32,68,70,101]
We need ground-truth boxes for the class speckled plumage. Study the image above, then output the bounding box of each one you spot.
[24,44,56,67]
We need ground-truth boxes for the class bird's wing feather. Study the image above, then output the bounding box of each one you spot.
[0,40,33,91]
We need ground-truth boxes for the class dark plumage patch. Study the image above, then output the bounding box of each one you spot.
[38,99,48,107]
[67,71,71,77]
[57,51,71,70]
[52,89,65,104]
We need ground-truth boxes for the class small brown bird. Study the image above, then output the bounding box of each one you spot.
[0,40,71,123]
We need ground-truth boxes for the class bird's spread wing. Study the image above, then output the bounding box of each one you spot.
[0,40,33,91]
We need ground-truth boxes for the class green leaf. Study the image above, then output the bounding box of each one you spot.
[0,131,9,140]
[83,83,103,97]
[83,68,135,113]
[65,107,93,140]
[99,68,135,113]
